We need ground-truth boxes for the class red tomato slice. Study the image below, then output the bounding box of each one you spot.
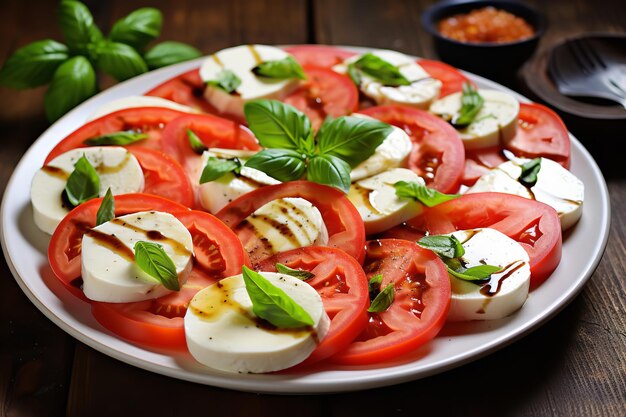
[283,45,356,68]
[145,68,217,114]
[45,108,191,163]
[407,193,562,287]
[257,246,369,367]
[126,147,194,207]
[506,103,571,169]
[461,146,508,186]
[418,59,471,97]
[331,239,450,365]
[359,105,465,194]
[284,66,359,130]
[216,181,366,266]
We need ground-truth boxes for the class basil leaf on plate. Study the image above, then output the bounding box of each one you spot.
[187,129,208,154]
[244,149,306,182]
[199,156,242,183]
[109,7,163,51]
[244,100,312,151]
[417,235,465,259]
[95,41,148,81]
[58,0,103,53]
[446,263,501,282]
[206,69,242,94]
[0,40,69,89]
[452,83,484,128]
[307,154,351,193]
[252,56,306,80]
[275,263,315,281]
[144,41,201,69]
[44,56,97,122]
[368,274,383,299]
[519,158,542,188]
[84,131,148,146]
[64,154,100,208]
[394,181,459,207]
[354,53,410,86]
[368,283,395,313]
[95,188,115,226]
[134,241,180,291]
[346,62,361,86]
[242,266,314,329]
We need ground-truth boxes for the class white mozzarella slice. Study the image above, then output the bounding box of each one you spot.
[30,147,144,235]
[336,50,441,109]
[430,89,519,150]
[244,197,329,254]
[467,157,584,230]
[200,45,301,118]
[197,149,280,214]
[185,272,330,373]
[348,168,423,235]
[81,211,193,303]
[350,114,413,181]
[446,228,531,322]
[87,96,197,121]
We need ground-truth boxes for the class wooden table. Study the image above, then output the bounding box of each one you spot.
[1,1,624,415]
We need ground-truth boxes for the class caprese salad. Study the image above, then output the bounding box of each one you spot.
[33,44,584,374]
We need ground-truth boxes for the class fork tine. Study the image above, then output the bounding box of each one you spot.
[577,39,607,69]
[567,41,592,74]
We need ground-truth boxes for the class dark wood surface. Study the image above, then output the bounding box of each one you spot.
[1,0,625,416]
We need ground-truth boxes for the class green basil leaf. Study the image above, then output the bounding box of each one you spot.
[64,154,100,207]
[144,41,201,69]
[368,274,383,300]
[244,149,306,182]
[354,53,410,86]
[452,83,484,128]
[316,116,393,167]
[95,41,148,81]
[134,241,179,291]
[95,188,115,226]
[346,62,361,86]
[44,56,97,122]
[242,266,314,328]
[58,1,103,53]
[394,181,460,207]
[199,156,241,183]
[418,235,465,259]
[275,263,315,281]
[109,7,162,51]
[187,129,208,155]
[519,158,542,188]
[84,131,147,146]
[368,283,395,313]
[0,40,69,89]
[307,154,351,193]
[244,100,312,151]
[252,56,306,80]
[446,263,501,282]
[205,69,242,94]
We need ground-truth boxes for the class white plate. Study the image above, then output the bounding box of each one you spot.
[0,48,610,394]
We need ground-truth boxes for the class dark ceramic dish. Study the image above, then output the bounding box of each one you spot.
[421,0,546,75]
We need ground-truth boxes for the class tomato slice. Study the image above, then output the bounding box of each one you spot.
[283,45,356,68]
[418,59,471,97]
[126,147,194,207]
[407,193,562,287]
[506,103,571,169]
[257,246,369,366]
[331,239,450,365]
[145,68,217,114]
[461,145,508,186]
[283,66,359,130]
[45,108,190,163]
[216,181,366,266]
[359,105,465,194]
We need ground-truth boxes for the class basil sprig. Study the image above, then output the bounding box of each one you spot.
[252,56,306,80]
[84,131,148,146]
[206,69,242,94]
[64,154,100,208]
[0,1,200,121]
[95,188,115,226]
[367,274,394,313]
[243,100,393,193]
[242,266,314,329]
[275,263,315,281]
[394,181,460,207]
[199,157,242,183]
[134,241,180,291]
[452,83,484,128]
[418,234,501,283]
[352,53,411,86]
[187,129,208,154]
[519,158,542,188]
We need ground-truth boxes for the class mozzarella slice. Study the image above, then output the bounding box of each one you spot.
[31,147,144,235]
[87,96,197,121]
[446,228,531,322]
[336,50,441,109]
[197,149,279,214]
[185,272,330,373]
[467,157,584,230]
[348,168,423,235]
[430,89,519,150]
[81,211,194,303]
[350,114,413,181]
[200,45,301,118]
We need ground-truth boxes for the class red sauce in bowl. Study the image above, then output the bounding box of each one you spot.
[438,6,535,43]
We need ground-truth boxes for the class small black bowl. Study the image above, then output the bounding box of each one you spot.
[421,0,546,76]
